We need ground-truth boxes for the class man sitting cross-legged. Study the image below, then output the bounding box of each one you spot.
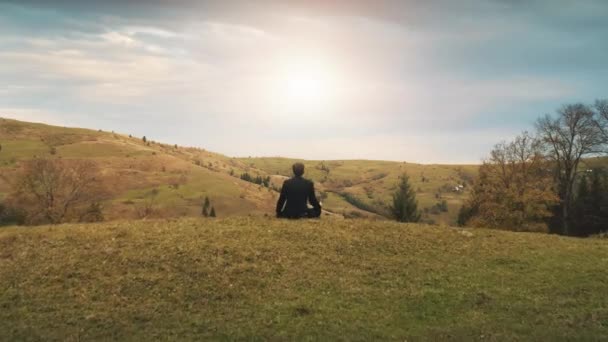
[276,163,322,219]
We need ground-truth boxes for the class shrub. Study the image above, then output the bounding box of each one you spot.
[0,202,26,226]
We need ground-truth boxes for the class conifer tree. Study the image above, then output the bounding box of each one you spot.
[210,207,216,217]
[573,169,608,235]
[390,173,421,222]
[202,196,211,217]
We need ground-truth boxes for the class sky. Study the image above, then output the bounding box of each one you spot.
[1,0,607,163]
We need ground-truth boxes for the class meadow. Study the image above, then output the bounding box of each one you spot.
[0,118,477,224]
[1,217,607,340]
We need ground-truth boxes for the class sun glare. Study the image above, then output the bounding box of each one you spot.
[278,58,336,110]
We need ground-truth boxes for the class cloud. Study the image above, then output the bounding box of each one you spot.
[0,1,606,163]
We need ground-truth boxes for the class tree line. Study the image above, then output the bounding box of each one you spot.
[239,172,271,187]
[459,100,608,236]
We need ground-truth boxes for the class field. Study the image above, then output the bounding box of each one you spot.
[1,217,607,340]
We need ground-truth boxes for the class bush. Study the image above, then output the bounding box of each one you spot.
[0,202,26,226]
[436,200,448,212]
[457,203,478,227]
[79,202,104,222]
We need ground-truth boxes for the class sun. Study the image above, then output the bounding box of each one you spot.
[278,58,336,110]
[285,66,328,102]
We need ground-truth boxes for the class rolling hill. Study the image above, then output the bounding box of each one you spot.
[0,117,279,220]
[240,157,478,224]
[1,217,607,340]
[0,117,478,224]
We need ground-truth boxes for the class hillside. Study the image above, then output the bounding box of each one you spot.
[0,118,477,223]
[0,118,280,219]
[240,157,478,224]
[1,217,607,340]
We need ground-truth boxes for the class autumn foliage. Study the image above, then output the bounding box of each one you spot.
[460,133,558,232]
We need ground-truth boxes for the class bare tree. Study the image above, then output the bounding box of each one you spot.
[536,103,605,235]
[595,99,608,145]
[8,158,104,224]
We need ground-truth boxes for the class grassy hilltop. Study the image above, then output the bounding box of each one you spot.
[1,217,607,340]
[0,118,478,224]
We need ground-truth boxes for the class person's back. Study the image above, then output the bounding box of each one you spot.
[276,163,321,219]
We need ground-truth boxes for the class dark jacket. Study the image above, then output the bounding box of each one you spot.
[276,176,321,218]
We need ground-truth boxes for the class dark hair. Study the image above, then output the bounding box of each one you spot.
[292,163,305,177]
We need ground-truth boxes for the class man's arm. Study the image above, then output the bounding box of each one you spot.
[308,182,321,215]
[276,181,287,217]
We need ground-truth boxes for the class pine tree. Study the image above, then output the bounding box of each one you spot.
[572,175,589,235]
[586,169,608,234]
[572,169,608,235]
[202,196,211,217]
[240,173,252,182]
[390,174,421,222]
[589,171,604,215]
[142,136,147,143]
[210,207,216,217]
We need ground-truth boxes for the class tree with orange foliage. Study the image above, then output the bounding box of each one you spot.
[459,132,558,232]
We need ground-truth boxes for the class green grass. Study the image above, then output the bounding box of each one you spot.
[1,218,607,340]
[0,140,49,163]
[56,141,146,158]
